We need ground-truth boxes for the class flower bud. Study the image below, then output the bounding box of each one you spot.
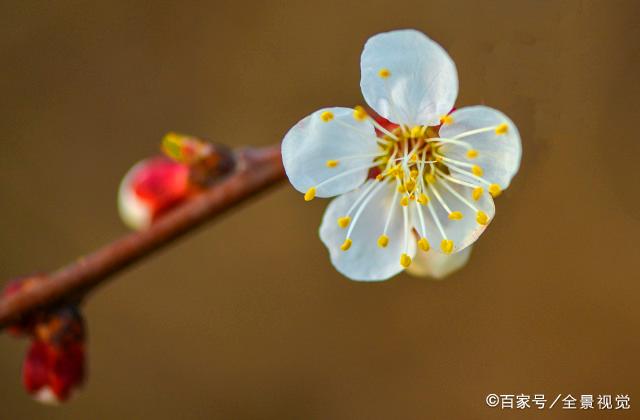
[22,306,86,404]
[118,157,191,230]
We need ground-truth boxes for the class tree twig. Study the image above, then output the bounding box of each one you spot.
[0,144,285,329]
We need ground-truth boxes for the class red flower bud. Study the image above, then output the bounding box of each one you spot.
[22,306,86,404]
[118,157,191,230]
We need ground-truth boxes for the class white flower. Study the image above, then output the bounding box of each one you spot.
[282,29,522,281]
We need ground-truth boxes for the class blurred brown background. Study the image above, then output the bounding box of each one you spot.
[1,0,639,418]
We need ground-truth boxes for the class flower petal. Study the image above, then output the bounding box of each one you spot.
[319,180,416,281]
[439,106,522,189]
[412,179,495,253]
[407,245,472,279]
[360,29,458,127]
[282,107,380,198]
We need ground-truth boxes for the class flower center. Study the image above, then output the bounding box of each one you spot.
[374,124,445,196]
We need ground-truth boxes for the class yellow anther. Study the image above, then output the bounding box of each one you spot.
[410,169,418,178]
[400,253,412,268]
[400,196,410,207]
[425,174,437,184]
[320,111,334,122]
[376,174,384,181]
[378,68,391,78]
[476,210,489,225]
[404,180,416,192]
[471,165,483,176]
[304,187,316,201]
[340,238,352,251]
[440,114,454,125]
[410,154,418,162]
[418,193,429,205]
[397,184,406,193]
[441,239,454,254]
[466,149,479,159]
[418,238,430,252]
[488,183,502,197]
[448,211,464,220]
[377,234,389,248]
[410,125,422,138]
[495,123,508,134]
[326,159,339,168]
[353,105,368,121]
[472,187,484,201]
[337,216,351,228]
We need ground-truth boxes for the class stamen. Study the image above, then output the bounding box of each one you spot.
[466,149,479,159]
[378,68,391,78]
[453,125,502,140]
[401,204,411,268]
[438,176,480,213]
[471,165,483,176]
[320,111,334,122]
[427,137,473,149]
[414,201,430,252]
[400,253,412,268]
[434,168,480,189]
[326,160,339,168]
[488,183,502,197]
[476,211,489,225]
[353,106,368,121]
[314,163,377,189]
[337,217,350,228]
[495,123,508,134]
[446,164,493,187]
[440,115,454,125]
[377,234,389,248]
[400,196,409,207]
[473,187,484,201]
[341,239,352,251]
[441,239,454,254]
[304,187,316,201]
[448,211,463,220]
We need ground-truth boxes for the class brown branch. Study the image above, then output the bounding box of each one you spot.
[0,144,285,329]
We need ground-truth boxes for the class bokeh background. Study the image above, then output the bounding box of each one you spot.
[1,0,639,418]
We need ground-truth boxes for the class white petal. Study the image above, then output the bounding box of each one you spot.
[360,29,458,127]
[412,179,495,253]
[407,245,472,279]
[282,107,380,198]
[439,106,522,189]
[319,180,416,281]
